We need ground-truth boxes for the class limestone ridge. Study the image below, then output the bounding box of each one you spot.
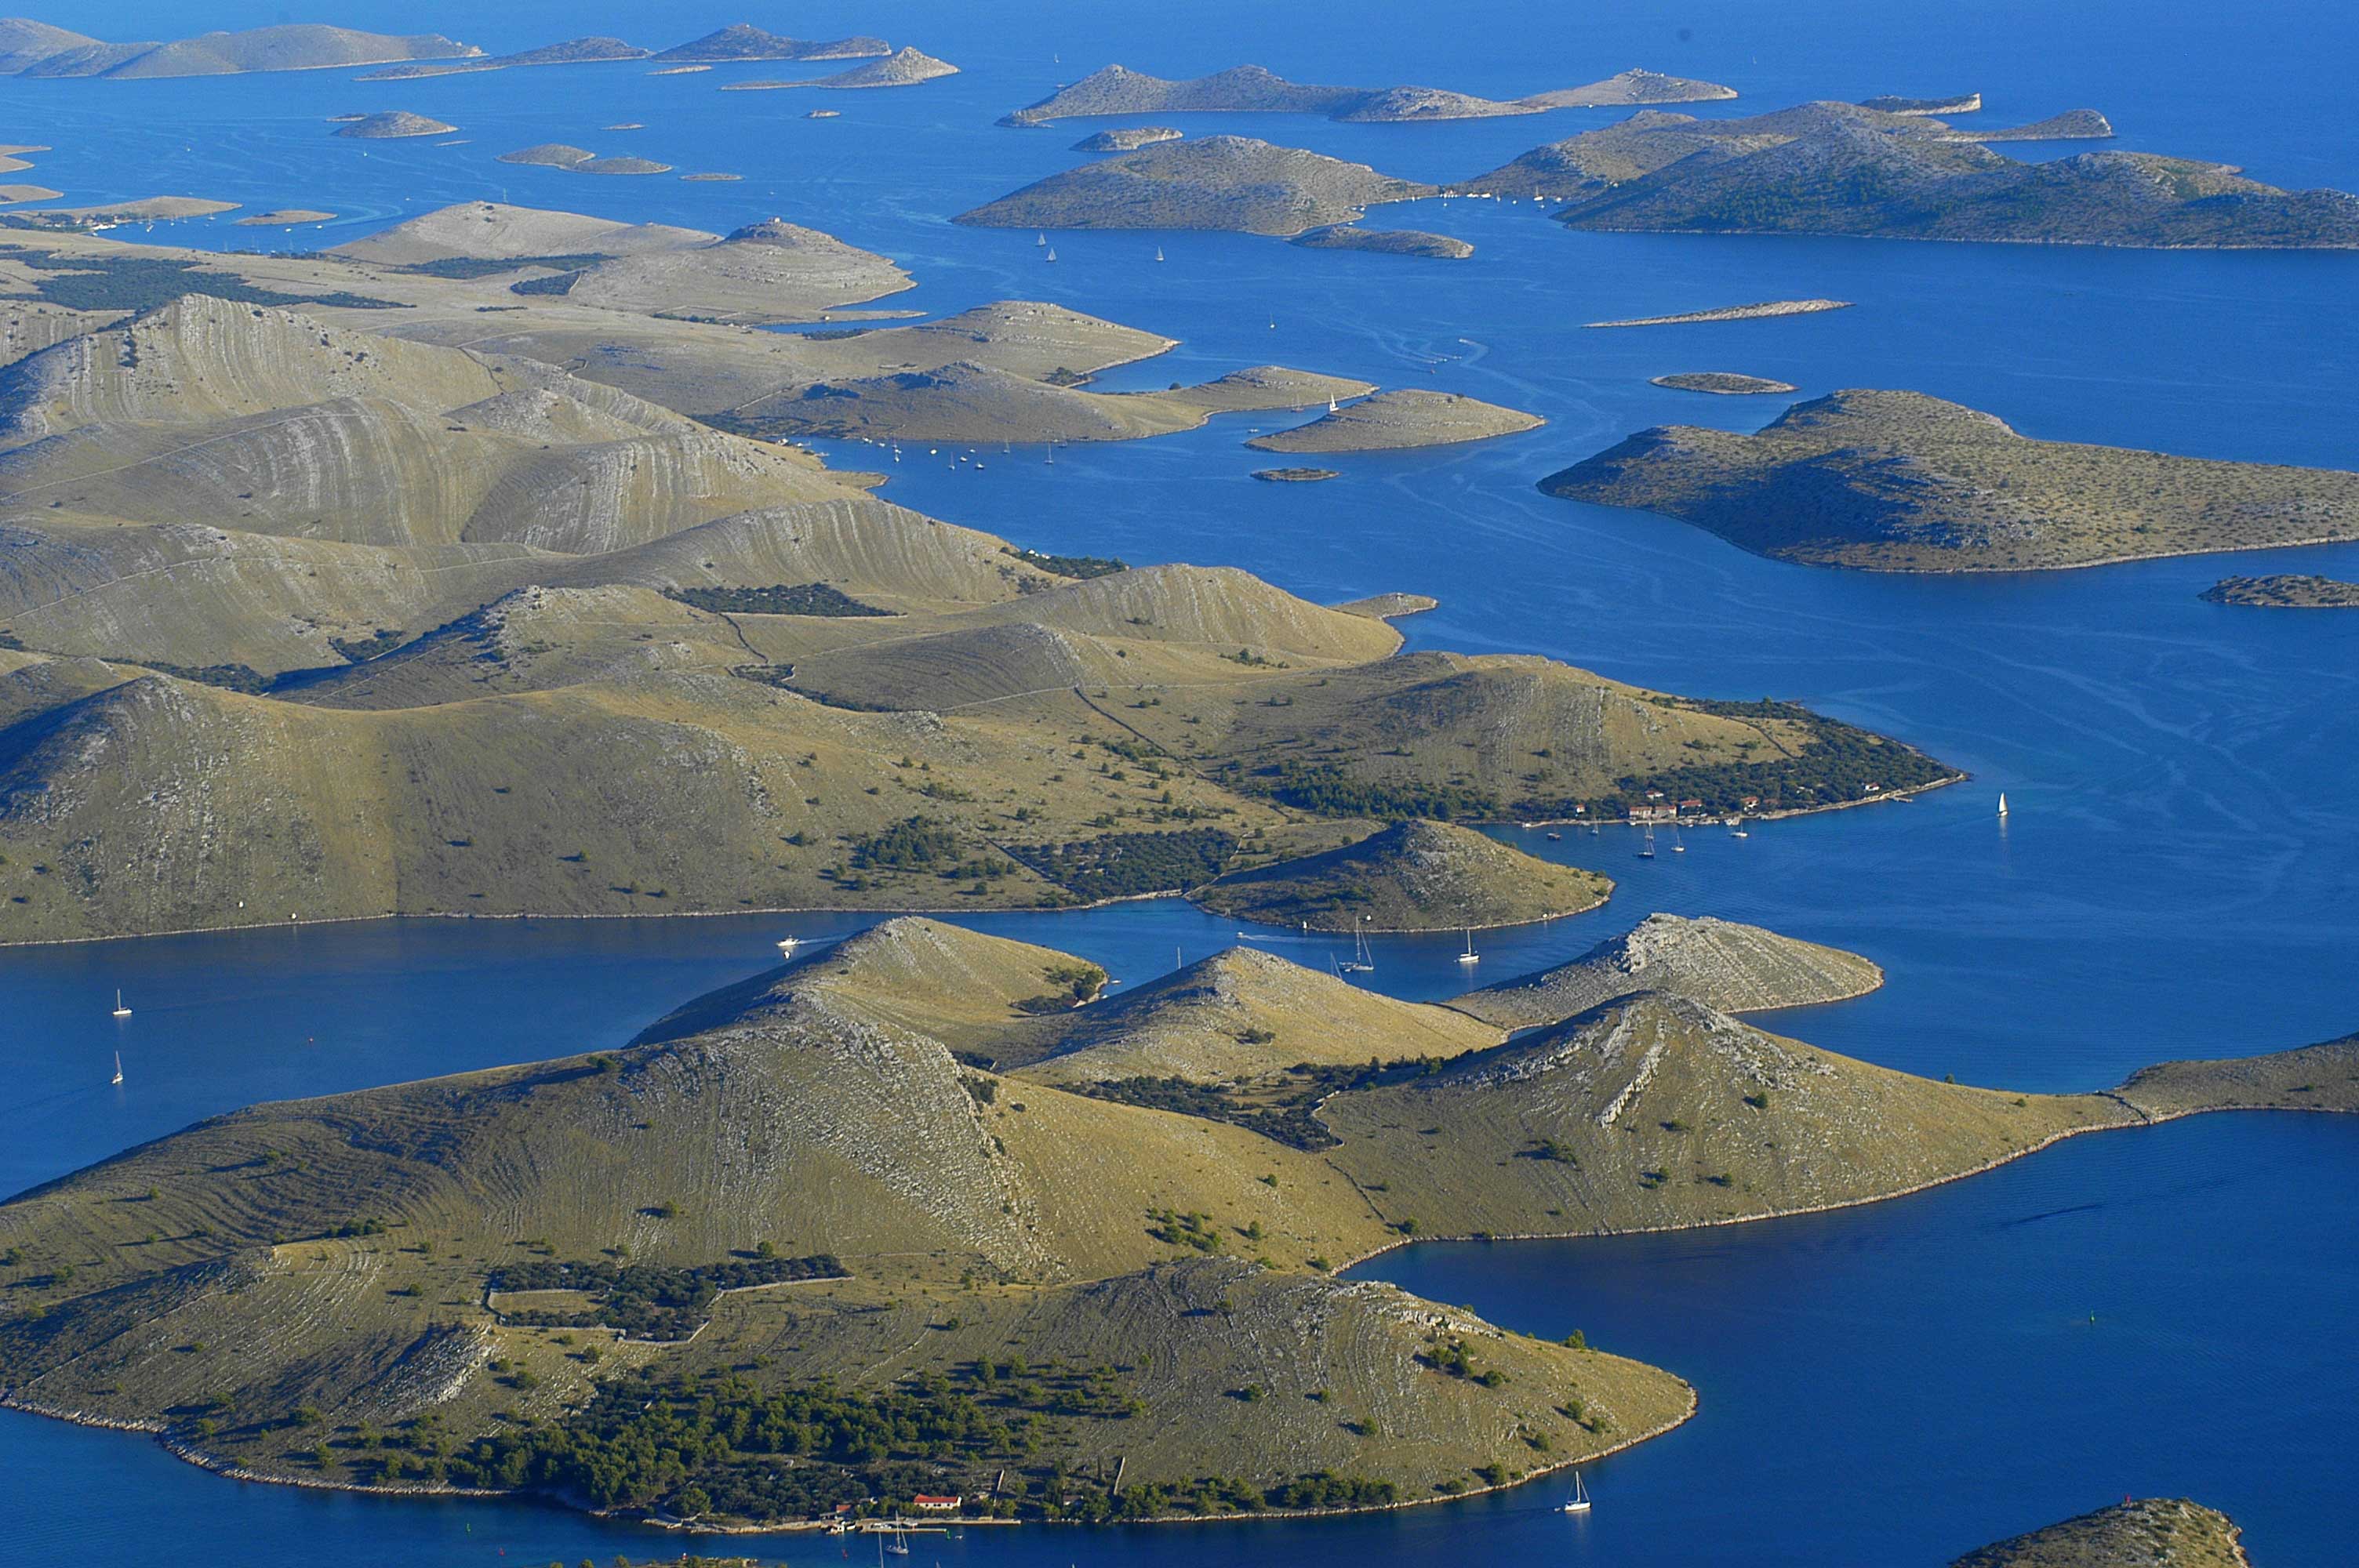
[1452,913,1885,1029]
[1949,1498,2253,1568]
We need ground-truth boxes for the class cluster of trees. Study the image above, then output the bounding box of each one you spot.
[664,583,892,618]
[845,817,963,872]
[1245,761,1500,822]
[1089,1054,1462,1152]
[1005,828,1237,901]
[402,252,606,279]
[1417,1337,1509,1388]
[134,660,276,694]
[1002,547,1128,580]
[6,248,402,311]
[488,1255,845,1341]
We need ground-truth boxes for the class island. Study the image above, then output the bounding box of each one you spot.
[497,145,675,176]
[954,136,1437,236]
[2201,574,2359,608]
[233,209,338,227]
[333,111,459,140]
[1245,389,1543,452]
[0,20,475,78]
[1290,225,1474,259]
[358,35,650,79]
[1587,299,1851,328]
[0,913,2346,1526]
[650,24,890,64]
[1190,819,1611,931]
[5,196,240,229]
[1073,126,1183,153]
[999,63,1734,127]
[1252,466,1339,482]
[1951,1498,2252,1568]
[1541,390,2359,572]
[725,47,959,90]
[1521,100,2359,249]
[1651,372,1797,394]
[1944,108,2114,142]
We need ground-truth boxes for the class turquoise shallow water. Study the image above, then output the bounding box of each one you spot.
[2,0,2357,1562]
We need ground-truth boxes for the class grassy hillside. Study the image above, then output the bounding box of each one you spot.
[1194,819,1610,931]
[998,64,1732,128]
[1543,389,2359,572]
[1245,390,1543,452]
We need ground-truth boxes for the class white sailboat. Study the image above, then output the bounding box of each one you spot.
[111,1051,123,1086]
[1670,824,1687,854]
[775,935,800,956]
[1326,394,1339,414]
[1456,927,1480,965]
[1997,792,2010,818]
[1561,1471,1591,1514]
[1341,927,1376,974]
[111,989,132,1018]
[1154,245,1165,262]
[1045,246,1056,262]
[1638,825,1657,859]
[1035,230,1045,246]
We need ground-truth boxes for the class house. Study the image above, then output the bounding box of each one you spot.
[1739,796,1760,811]
[1677,798,1705,814]
[1627,801,1677,824]
[912,1494,963,1512]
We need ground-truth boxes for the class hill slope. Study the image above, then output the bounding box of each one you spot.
[1541,389,2359,571]
[999,63,1732,127]
[1950,1498,2252,1568]
[1452,914,1883,1029]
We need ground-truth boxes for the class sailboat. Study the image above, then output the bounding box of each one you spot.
[884,1526,911,1556]
[775,935,800,956]
[1997,792,2010,818]
[1326,394,1339,414]
[1638,826,1657,859]
[1561,1471,1591,1514]
[111,989,132,1018]
[111,1051,123,1086]
[1340,927,1376,974]
[1670,824,1687,854]
[1154,245,1165,262]
[1035,230,1045,246]
[1045,246,1056,263]
[1456,928,1480,965]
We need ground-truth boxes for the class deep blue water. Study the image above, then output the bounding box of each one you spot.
[2,1,2356,1563]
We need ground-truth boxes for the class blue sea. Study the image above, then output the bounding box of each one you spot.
[2,1,2355,1563]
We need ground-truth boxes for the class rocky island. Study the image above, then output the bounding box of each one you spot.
[1543,390,2359,571]
[1290,224,1474,259]
[1190,818,1611,931]
[1588,299,1851,328]
[1861,92,1982,116]
[1951,1498,2253,1567]
[725,46,959,90]
[955,136,1438,236]
[1252,466,1340,482]
[1000,63,1734,127]
[1245,389,1543,452]
[1651,372,1798,394]
[333,111,459,140]
[2200,574,2359,608]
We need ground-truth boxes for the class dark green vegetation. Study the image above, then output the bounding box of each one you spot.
[1651,372,1797,395]
[1514,100,2359,248]
[1006,828,1238,902]
[2201,574,2359,608]
[663,583,893,616]
[0,248,403,310]
[1543,390,2359,572]
[488,1255,846,1339]
[399,252,610,279]
[1005,547,1129,580]
[1080,1055,1462,1151]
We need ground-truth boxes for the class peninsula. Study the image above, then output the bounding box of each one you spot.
[954,136,1438,236]
[1541,390,2359,571]
[2200,574,2359,608]
[0,916,2346,1526]
[1245,390,1543,452]
[1074,127,1183,153]
[999,64,1733,127]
